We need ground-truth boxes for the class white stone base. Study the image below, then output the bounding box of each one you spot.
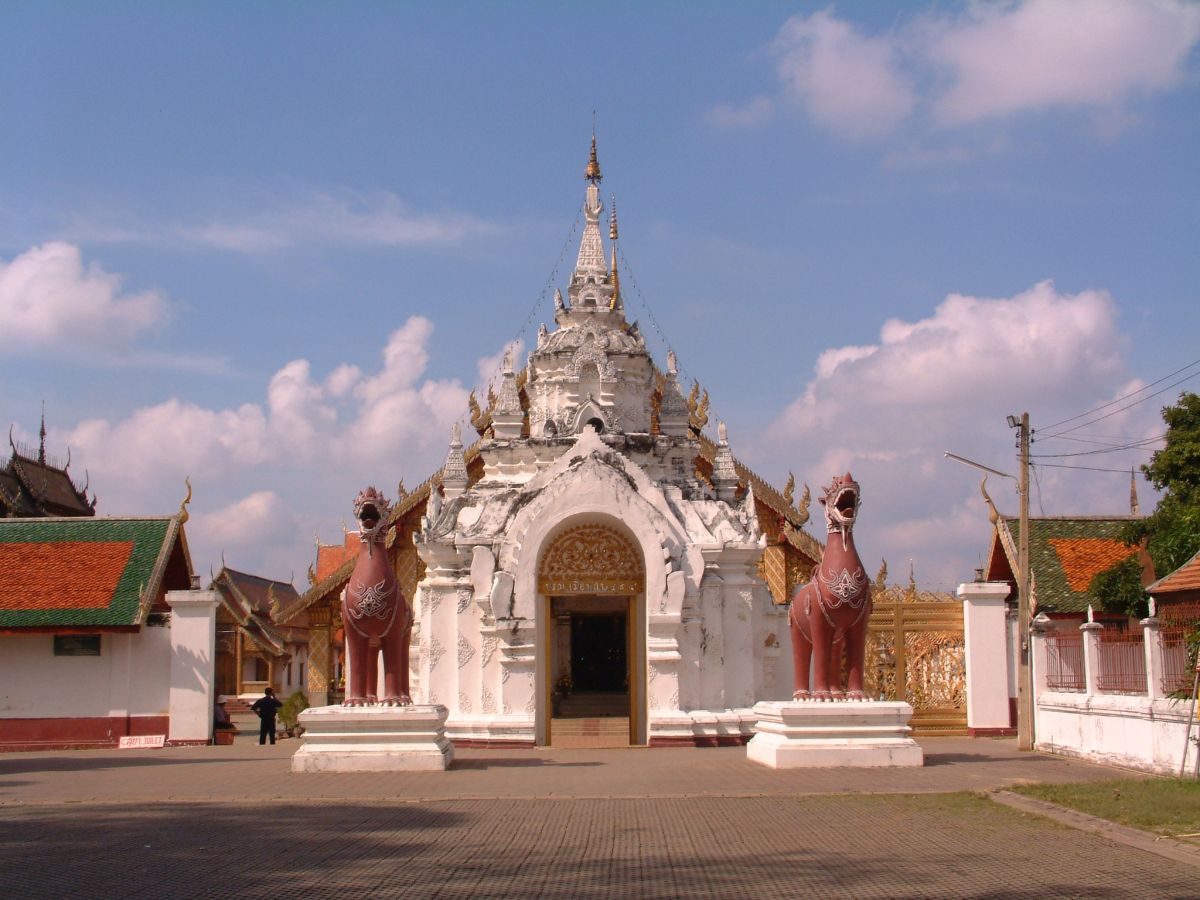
[746,700,923,768]
[291,704,453,773]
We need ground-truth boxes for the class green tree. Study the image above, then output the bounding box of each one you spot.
[1124,391,1200,577]
[1089,556,1149,619]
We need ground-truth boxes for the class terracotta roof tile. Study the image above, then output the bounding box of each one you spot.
[316,536,360,582]
[0,517,189,628]
[1049,538,1138,592]
[0,541,133,610]
[1149,549,1200,595]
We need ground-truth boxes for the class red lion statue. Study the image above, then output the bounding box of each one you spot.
[341,487,412,706]
[788,473,872,701]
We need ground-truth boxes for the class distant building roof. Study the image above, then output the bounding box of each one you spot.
[1148,548,1200,596]
[1,430,94,518]
[0,516,192,629]
[210,566,303,656]
[985,515,1148,614]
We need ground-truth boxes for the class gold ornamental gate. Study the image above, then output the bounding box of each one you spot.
[864,587,967,735]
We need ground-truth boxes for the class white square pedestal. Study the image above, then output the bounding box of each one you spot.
[746,700,923,768]
[291,704,453,773]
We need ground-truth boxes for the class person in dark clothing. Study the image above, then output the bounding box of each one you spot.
[251,687,283,745]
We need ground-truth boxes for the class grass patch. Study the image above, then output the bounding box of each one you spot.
[1011,778,1200,837]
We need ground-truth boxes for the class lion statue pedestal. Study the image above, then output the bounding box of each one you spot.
[291,704,453,773]
[746,700,923,769]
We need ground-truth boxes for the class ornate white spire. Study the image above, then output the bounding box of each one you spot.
[712,420,739,502]
[441,423,468,499]
[574,134,608,280]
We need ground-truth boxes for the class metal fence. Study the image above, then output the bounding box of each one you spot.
[1097,625,1147,694]
[1045,631,1085,692]
[1159,602,1200,696]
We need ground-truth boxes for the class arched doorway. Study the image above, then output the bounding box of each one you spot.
[537,522,645,747]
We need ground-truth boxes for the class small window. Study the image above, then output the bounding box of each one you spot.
[673,457,686,475]
[54,635,101,656]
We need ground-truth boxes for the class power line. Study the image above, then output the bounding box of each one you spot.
[1038,356,1200,433]
[1030,434,1165,459]
[1033,461,1150,474]
[1038,369,1200,440]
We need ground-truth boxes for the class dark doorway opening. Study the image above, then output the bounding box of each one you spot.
[570,612,627,693]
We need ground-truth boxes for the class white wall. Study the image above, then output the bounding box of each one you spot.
[0,628,171,719]
[1036,692,1197,776]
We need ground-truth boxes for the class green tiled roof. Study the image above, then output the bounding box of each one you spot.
[999,516,1140,614]
[0,517,185,628]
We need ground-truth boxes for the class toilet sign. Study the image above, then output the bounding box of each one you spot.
[118,734,165,749]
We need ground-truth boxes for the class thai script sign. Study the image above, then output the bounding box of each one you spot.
[539,578,639,595]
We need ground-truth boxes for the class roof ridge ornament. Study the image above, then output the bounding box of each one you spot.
[178,477,192,525]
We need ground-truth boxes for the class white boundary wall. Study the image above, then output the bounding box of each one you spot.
[1031,614,1198,776]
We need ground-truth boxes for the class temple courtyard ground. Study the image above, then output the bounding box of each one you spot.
[1,737,1196,898]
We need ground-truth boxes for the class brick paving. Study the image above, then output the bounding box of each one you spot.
[0,737,1194,897]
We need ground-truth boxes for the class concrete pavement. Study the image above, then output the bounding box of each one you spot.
[1,737,1194,897]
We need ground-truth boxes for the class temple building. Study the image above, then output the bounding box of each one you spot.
[280,139,821,747]
[210,566,307,701]
[1,420,95,518]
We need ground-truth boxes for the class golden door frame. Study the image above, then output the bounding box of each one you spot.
[537,522,646,746]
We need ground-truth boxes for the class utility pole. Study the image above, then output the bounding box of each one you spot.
[1015,411,1033,752]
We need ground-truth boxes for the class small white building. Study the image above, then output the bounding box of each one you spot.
[0,514,218,749]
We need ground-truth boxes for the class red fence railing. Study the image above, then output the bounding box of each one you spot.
[1097,625,1146,694]
[1045,631,1085,692]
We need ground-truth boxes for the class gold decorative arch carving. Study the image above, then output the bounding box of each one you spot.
[537,524,644,595]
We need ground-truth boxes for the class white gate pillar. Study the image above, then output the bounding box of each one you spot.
[957,581,1013,734]
[166,589,220,744]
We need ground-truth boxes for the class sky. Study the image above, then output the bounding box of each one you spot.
[3,1,1199,591]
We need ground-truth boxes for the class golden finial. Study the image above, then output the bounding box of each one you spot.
[796,482,811,526]
[178,476,192,525]
[609,196,619,241]
[585,132,602,183]
[783,472,795,507]
[980,476,1000,526]
[874,559,888,593]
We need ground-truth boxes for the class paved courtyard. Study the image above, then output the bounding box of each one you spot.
[1,737,1195,898]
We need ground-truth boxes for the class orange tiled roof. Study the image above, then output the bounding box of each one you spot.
[316,535,360,582]
[1049,538,1139,592]
[0,541,133,610]
[1149,549,1200,595]
[0,517,192,627]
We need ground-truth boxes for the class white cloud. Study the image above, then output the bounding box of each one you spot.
[771,10,916,139]
[0,242,166,354]
[707,96,775,128]
[717,1,1200,139]
[752,280,1160,589]
[191,491,296,557]
[73,190,498,254]
[928,0,1200,125]
[56,315,492,581]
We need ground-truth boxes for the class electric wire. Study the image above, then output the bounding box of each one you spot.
[1037,356,1200,433]
[1037,368,1200,440]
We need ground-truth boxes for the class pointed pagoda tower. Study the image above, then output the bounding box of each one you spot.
[286,136,821,744]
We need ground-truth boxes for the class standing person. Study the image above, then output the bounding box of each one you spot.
[251,687,283,745]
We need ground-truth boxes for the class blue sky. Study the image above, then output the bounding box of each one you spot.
[3,1,1199,589]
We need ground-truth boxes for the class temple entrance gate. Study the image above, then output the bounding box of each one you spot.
[537,522,645,747]
[863,588,968,735]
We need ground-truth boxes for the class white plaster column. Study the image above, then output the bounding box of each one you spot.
[957,581,1012,732]
[1081,621,1103,697]
[1030,613,1053,696]
[166,589,220,743]
[1142,617,1164,700]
